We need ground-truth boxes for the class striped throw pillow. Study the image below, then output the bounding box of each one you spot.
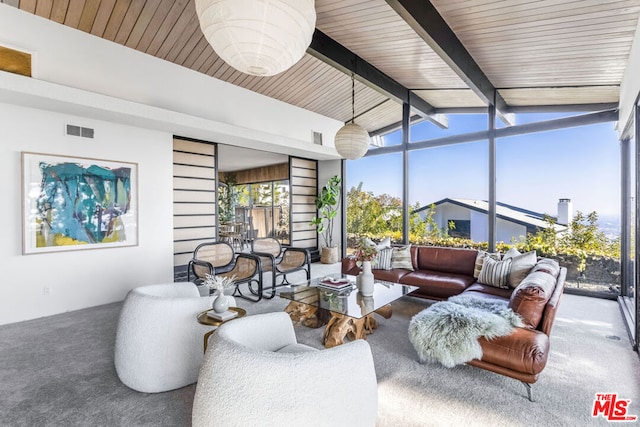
[374,247,394,270]
[478,257,512,289]
[391,245,414,270]
[473,250,500,278]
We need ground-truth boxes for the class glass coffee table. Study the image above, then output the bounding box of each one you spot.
[278,274,418,348]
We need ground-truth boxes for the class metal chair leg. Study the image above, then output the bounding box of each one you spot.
[234,278,263,302]
[521,382,533,402]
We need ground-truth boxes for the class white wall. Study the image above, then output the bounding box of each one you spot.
[496,219,526,244]
[429,203,469,235]
[0,103,174,325]
[470,210,487,242]
[619,16,640,136]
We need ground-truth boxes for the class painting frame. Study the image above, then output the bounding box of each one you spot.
[22,152,139,255]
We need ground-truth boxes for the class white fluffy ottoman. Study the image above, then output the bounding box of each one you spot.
[114,283,214,393]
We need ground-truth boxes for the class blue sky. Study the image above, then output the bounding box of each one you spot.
[347,113,621,218]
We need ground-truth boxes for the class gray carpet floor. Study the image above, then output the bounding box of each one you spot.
[1,263,639,426]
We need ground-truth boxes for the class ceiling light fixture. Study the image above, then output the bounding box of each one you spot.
[334,74,370,160]
[194,0,316,77]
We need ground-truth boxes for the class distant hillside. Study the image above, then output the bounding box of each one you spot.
[597,215,621,240]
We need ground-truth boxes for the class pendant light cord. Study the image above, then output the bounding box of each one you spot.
[351,73,355,124]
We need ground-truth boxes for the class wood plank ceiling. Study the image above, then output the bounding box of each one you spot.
[3,0,639,132]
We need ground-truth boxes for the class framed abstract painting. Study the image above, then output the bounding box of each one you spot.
[22,152,138,254]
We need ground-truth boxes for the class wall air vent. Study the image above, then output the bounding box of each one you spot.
[313,131,323,145]
[66,124,94,139]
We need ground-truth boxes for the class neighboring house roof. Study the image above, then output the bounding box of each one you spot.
[414,198,568,233]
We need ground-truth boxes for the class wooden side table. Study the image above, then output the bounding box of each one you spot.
[197,307,247,352]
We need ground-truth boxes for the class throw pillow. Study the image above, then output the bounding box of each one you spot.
[508,250,537,288]
[477,257,512,289]
[473,250,500,278]
[503,246,521,259]
[377,236,392,249]
[391,245,414,270]
[532,258,561,278]
[363,237,376,248]
[508,270,557,329]
[374,247,394,270]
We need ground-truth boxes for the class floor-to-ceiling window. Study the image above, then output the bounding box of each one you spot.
[621,101,639,349]
[407,115,489,247]
[496,116,621,297]
[620,129,636,346]
[408,141,488,246]
[624,102,640,351]
[345,152,403,252]
[346,108,621,296]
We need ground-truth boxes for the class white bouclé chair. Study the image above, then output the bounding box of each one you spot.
[114,283,216,393]
[192,312,378,427]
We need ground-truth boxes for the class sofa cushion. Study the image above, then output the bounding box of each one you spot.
[473,250,500,278]
[505,250,537,288]
[371,267,412,284]
[508,270,557,329]
[478,257,512,289]
[462,283,512,302]
[391,245,414,270]
[400,270,476,299]
[416,246,478,276]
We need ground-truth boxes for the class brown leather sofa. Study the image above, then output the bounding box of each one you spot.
[342,245,566,400]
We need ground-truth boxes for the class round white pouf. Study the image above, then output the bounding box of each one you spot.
[114,283,214,393]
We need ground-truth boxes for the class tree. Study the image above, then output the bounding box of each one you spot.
[346,183,430,240]
[409,202,427,237]
[346,183,385,235]
[561,211,609,252]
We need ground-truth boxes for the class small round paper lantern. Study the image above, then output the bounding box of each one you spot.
[334,123,370,160]
[195,0,316,77]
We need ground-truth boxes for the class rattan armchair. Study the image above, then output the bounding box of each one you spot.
[251,237,311,298]
[188,241,264,302]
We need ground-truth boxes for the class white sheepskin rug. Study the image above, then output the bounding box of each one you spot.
[408,294,524,368]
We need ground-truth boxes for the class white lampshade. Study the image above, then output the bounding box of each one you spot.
[195,0,316,77]
[334,123,370,160]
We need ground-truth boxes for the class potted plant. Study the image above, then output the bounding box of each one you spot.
[310,175,342,264]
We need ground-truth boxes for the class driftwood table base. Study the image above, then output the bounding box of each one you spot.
[280,280,417,348]
[285,300,324,328]
[318,304,392,348]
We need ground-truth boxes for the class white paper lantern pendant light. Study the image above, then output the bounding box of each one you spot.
[195,0,316,77]
[334,74,370,160]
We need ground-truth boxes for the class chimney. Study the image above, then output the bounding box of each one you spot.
[557,198,573,225]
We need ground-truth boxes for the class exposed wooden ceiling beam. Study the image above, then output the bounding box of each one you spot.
[506,103,620,113]
[308,29,448,129]
[370,114,424,137]
[385,0,514,126]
